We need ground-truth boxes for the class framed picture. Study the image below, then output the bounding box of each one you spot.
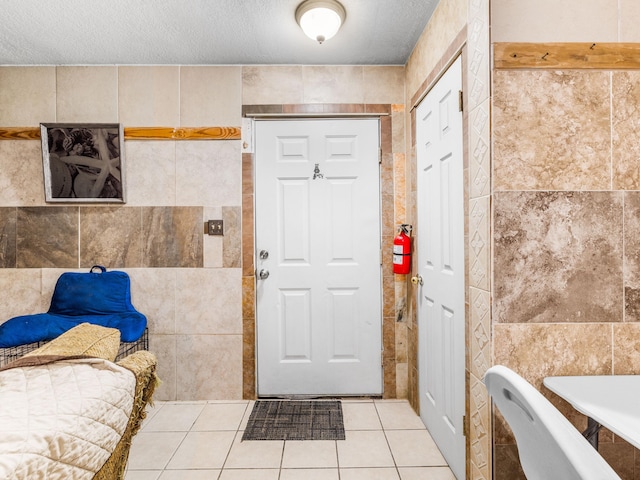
[40,123,126,203]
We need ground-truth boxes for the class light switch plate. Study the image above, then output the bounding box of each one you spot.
[208,220,224,236]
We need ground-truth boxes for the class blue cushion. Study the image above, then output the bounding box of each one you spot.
[0,266,147,348]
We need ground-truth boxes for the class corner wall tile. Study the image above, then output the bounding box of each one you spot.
[494,191,623,324]
[56,66,118,123]
[470,100,490,199]
[17,207,78,268]
[469,374,490,480]
[470,287,491,380]
[493,70,611,191]
[363,66,405,105]
[469,196,489,290]
[0,67,56,125]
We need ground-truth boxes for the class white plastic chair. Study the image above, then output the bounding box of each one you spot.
[483,365,621,480]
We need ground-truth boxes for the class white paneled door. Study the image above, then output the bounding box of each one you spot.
[255,119,382,396]
[416,56,465,479]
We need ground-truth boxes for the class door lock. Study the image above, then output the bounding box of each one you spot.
[258,269,270,280]
[259,250,269,260]
[411,274,423,286]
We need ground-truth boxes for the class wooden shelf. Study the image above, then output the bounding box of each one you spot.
[494,42,640,70]
[0,126,241,141]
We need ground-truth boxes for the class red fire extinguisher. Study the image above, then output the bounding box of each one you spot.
[393,224,412,274]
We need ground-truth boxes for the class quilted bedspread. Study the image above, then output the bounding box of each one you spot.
[0,357,135,479]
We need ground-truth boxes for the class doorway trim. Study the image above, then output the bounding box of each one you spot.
[241,103,404,399]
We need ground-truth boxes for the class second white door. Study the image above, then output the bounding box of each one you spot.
[255,118,382,396]
[416,56,465,479]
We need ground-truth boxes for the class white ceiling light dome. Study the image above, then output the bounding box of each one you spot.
[295,0,346,44]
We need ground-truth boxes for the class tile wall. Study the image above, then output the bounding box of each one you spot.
[0,63,406,403]
[492,66,640,480]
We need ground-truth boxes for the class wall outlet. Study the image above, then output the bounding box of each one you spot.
[207,220,224,236]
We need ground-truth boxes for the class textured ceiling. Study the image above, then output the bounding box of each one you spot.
[0,0,440,66]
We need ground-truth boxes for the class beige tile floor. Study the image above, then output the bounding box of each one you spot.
[124,399,456,480]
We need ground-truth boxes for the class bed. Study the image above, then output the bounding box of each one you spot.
[0,323,158,480]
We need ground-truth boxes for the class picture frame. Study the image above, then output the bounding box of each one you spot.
[40,123,126,203]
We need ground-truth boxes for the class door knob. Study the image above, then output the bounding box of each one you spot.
[258,269,270,280]
[411,274,423,286]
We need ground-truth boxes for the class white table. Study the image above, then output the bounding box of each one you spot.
[543,375,640,450]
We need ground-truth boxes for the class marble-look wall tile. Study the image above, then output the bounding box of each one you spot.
[125,141,176,207]
[175,268,242,335]
[176,334,243,400]
[392,106,406,155]
[56,67,118,123]
[613,323,640,374]
[363,67,405,105]
[493,70,611,191]
[490,0,618,42]
[142,206,203,268]
[0,269,43,321]
[242,66,304,105]
[620,0,640,41]
[222,206,241,268]
[624,192,640,322]
[150,333,177,401]
[302,66,364,104]
[175,140,241,207]
[494,191,623,324]
[396,363,408,398]
[17,207,78,268]
[613,72,640,190]
[393,153,406,223]
[0,208,16,268]
[126,268,177,335]
[204,206,223,268]
[118,66,180,127]
[180,66,242,126]
[0,140,46,207]
[0,67,56,125]
[493,323,613,443]
[242,275,256,399]
[80,207,143,268]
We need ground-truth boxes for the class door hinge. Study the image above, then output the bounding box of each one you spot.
[462,415,467,436]
[458,90,464,112]
[379,147,383,164]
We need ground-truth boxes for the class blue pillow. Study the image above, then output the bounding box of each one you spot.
[0,266,147,348]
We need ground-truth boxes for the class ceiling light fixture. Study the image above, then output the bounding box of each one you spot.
[295,0,346,44]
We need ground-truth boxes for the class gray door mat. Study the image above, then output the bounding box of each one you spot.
[242,400,345,441]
